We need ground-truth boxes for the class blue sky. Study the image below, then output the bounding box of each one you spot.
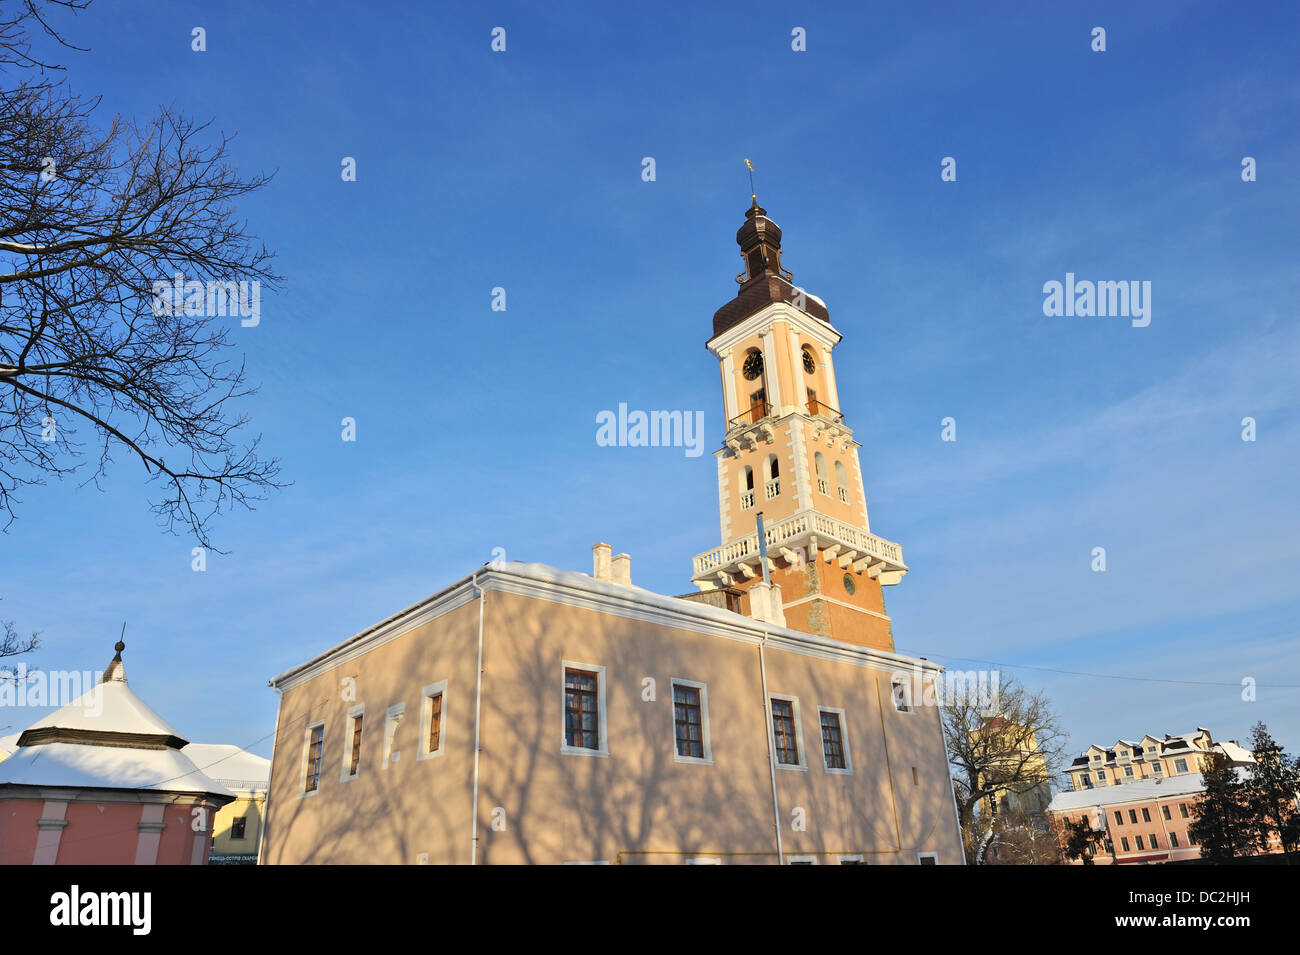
[2,0,1297,771]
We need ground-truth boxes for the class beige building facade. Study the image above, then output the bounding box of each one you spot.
[262,561,963,864]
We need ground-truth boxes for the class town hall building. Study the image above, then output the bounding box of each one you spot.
[260,197,965,865]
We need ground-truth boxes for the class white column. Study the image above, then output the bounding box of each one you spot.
[33,800,68,865]
[760,330,781,412]
[134,803,165,865]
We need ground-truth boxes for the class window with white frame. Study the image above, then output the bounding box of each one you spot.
[917,852,938,865]
[837,855,865,865]
[891,678,912,713]
[787,855,818,865]
[1174,757,1188,773]
[670,679,712,764]
[301,721,325,795]
[818,707,852,774]
[562,661,608,756]
[341,703,364,780]
[769,695,806,769]
[419,680,446,760]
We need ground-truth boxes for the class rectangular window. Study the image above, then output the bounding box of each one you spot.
[771,698,800,765]
[1162,805,1171,820]
[1153,761,1162,773]
[917,853,938,865]
[891,679,912,713]
[1174,758,1189,773]
[1121,837,1130,852]
[838,855,865,865]
[561,660,605,758]
[303,723,324,793]
[1114,811,1123,826]
[1187,831,1198,846]
[1170,832,1179,848]
[420,680,447,760]
[231,816,247,840]
[1124,765,1134,777]
[1141,807,1151,822]
[671,680,711,763]
[1097,770,1106,782]
[1081,772,1091,787]
[1179,803,1189,818]
[564,668,600,750]
[1135,835,1145,851]
[819,708,851,773]
[1150,832,1159,847]
[1128,809,1138,824]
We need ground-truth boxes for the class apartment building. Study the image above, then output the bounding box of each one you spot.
[1065,728,1254,792]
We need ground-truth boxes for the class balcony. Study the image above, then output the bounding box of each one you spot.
[692,508,907,588]
[727,400,771,431]
[806,397,844,424]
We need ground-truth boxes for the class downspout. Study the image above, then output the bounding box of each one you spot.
[758,632,784,866]
[754,511,784,865]
[256,684,283,867]
[470,571,486,865]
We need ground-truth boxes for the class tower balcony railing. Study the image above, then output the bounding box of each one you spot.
[807,397,844,424]
[728,401,771,431]
[764,479,780,500]
[740,489,755,510]
[691,508,906,583]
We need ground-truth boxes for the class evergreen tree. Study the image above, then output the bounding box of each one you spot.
[1188,751,1254,862]
[1244,722,1300,862]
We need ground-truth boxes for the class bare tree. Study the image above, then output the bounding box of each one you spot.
[942,675,1069,864]
[0,0,283,550]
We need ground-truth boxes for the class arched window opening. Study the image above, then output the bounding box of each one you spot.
[764,454,780,500]
[815,452,829,496]
[835,460,849,503]
[740,466,755,510]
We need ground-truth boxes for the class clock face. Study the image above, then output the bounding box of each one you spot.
[802,349,816,374]
[743,351,764,381]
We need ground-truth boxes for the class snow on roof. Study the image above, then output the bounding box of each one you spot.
[0,742,233,799]
[182,743,269,791]
[272,559,943,688]
[1048,773,1213,813]
[0,732,19,757]
[1215,741,1255,764]
[23,676,185,743]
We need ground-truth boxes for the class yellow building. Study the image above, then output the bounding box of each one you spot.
[260,198,965,865]
[1066,728,1254,792]
[182,743,269,864]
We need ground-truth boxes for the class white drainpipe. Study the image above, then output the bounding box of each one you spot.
[470,571,486,865]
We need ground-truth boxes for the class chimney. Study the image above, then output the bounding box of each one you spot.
[612,553,631,586]
[592,543,612,582]
[747,580,786,627]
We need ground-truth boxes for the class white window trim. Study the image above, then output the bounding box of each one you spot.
[418,680,447,761]
[561,660,609,758]
[299,720,325,798]
[670,677,713,765]
[340,703,365,782]
[917,852,939,865]
[817,706,853,775]
[890,678,914,714]
[837,854,865,865]
[382,702,405,770]
[786,854,819,865]
[685,857,722,865]
[563,860,612,865]
[768,693,808,772]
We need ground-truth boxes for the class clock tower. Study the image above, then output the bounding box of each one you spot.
[690,197,908,652]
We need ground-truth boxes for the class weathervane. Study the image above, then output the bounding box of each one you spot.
[745,158,756,201]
